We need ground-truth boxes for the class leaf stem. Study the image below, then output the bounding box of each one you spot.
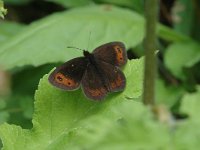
[143,0,159,105]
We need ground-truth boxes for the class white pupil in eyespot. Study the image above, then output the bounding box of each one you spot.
[57,76,63,81]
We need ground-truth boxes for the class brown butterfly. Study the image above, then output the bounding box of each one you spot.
[48,42,127,100]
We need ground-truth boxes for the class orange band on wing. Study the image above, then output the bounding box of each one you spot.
[86,87,107,97]
[55,73,78,87]
[111,75,123,89]
[114,45,125,64]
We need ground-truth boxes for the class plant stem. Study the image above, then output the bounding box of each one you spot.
[143,0,159,105]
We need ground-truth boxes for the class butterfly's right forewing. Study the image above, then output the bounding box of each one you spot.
[48,57,88,90]
[93,42,127,67]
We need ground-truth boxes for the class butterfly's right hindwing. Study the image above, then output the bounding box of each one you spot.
[81,64,108,100]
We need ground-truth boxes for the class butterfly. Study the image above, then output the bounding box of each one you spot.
[48,42,127,100]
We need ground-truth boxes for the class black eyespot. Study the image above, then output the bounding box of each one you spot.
[117,47,121,52]
[57,76,63,81]
[68,82,71,85]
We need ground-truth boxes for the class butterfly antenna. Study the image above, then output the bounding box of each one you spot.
[87,31,92,50]
[67,46,84,51]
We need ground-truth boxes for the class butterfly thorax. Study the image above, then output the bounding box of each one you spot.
[83,50,96,65]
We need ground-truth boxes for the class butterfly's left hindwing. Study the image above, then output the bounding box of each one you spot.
[48,57,88,90]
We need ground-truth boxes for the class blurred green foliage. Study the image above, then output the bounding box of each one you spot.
[0,0,200,149]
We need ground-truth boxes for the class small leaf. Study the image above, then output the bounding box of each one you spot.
[165,42,200,80]
[0,1,7,19]
[155,79,184,108]
[173,86,200,149]
[180,86,200,123]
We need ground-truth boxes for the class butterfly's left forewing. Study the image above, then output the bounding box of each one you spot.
[48,57,88,90]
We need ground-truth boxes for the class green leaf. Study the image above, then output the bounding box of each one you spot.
[47,0,93,7]
[0,100,9,124]
[5,95,33,128]
[0,5,145,70]
[180,86,200,123]
[12,64,56,95]
[0,21,25,45]
[19,96,33,119]
[0,111,9,124]
[0,58,144,149]
[4,65,52,128]
[155,79,184,108]
[0,100,6,110]
[123,57,144,98]
[158,25,190,42]
[66,100,171,150]
[173,86,200,149]
[165,42,200,80]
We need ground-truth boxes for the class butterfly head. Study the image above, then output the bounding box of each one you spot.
[83,50,91,57]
